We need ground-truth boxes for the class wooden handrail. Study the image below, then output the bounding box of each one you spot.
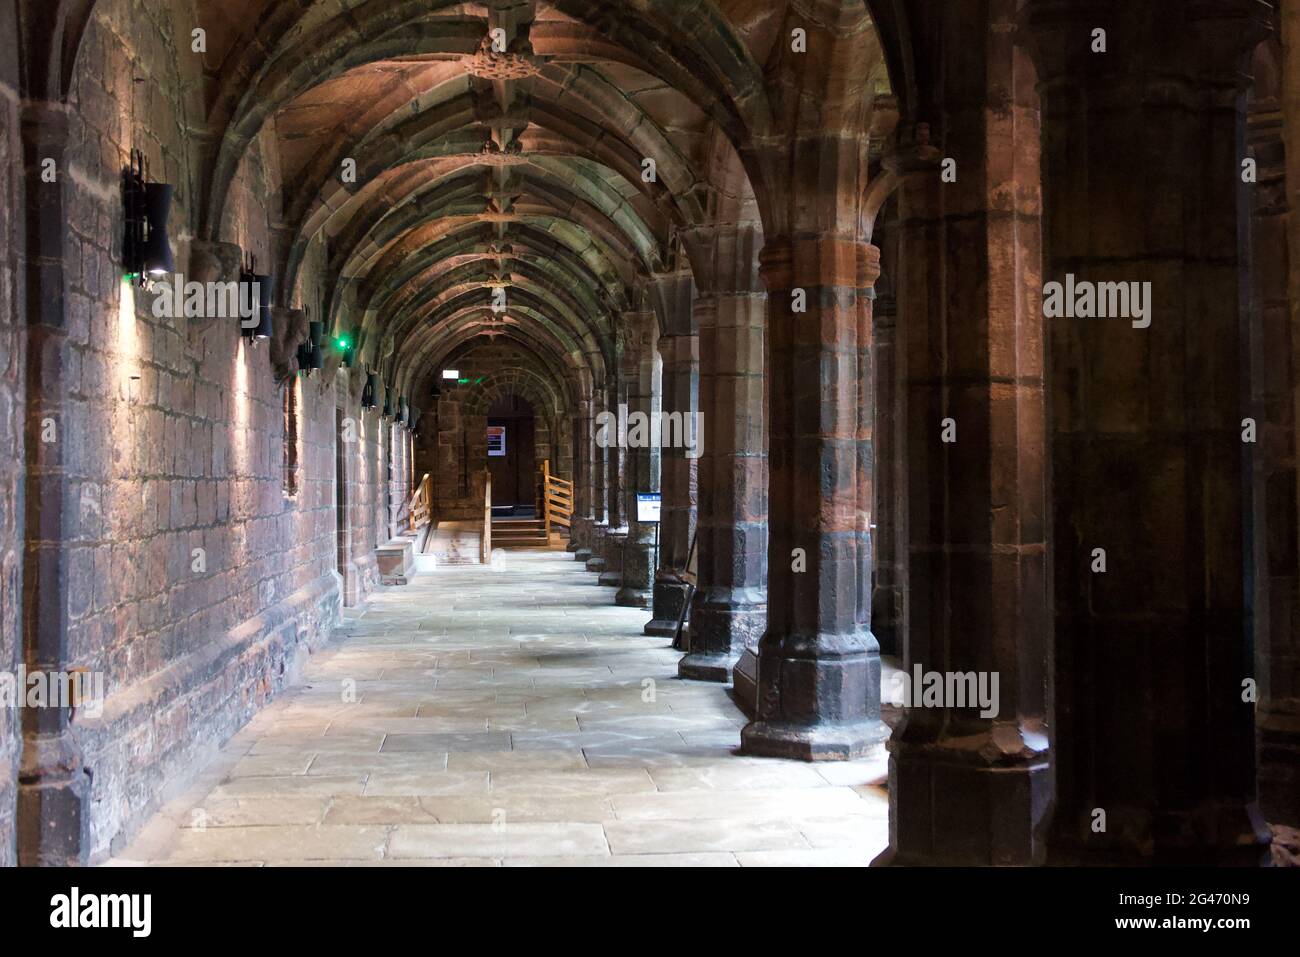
[540,459,573,536]
[406,473,432,533]
[481,468,492,564]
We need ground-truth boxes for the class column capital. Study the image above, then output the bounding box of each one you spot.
[680,222,764,296]
[189,240,242,286]
[758,237,880,293]
[618,308,654,368]
[19,99,70,149]
[1018,0,1271,87]
[648,270,696,337]
[881,122,944,176]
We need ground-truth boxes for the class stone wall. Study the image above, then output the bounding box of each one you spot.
[0,0,24,867]
[424,345,570,521]
[50,0,347,860]
[335,378,382,605]
[387,423,411,539]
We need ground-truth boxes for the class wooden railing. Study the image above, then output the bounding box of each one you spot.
[481,468,492,564]
[406,473,432,533]
[540,458,573,539]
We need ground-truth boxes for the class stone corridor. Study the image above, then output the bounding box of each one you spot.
[111,549,889,866]
[5,0,1298,872]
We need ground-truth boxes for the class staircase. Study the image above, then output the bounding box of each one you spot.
[490,516,551,548]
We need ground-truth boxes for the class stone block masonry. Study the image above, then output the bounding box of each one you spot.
[0,1,24,866]
[4,0,1291,873]
[5,0,380,862]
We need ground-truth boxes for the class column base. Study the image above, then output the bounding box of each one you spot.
[598,529,627,586]
[18,730,90,866]
[1259,710,1300,828]
[645,578,690,636]
[616,538,654,607]
[566,518,586,553]
[878,731,1051,866]
[574,548,593,562]
[1046,801,1272,867]
[740,634,882,761]
[584,524,608,571]
[732,648,759,715]
[741,717,887,761]
[615,586,651,607]
[681,594,765,682]
[679,651,739,682]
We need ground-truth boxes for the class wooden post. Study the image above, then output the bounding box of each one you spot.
[542,458,552,538]
[482,468,492,564]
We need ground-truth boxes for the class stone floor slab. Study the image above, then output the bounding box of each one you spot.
[110,550,889,867]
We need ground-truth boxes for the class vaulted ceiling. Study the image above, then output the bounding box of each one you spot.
[186,0,891,414]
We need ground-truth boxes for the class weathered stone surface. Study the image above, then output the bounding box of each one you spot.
[108,552,886,866]
[1022,0,1273,866]
[4,0,1289,871]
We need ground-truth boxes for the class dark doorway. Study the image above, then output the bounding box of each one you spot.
[487,394,535,512]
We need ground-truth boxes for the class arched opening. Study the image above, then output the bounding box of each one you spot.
[487,393,538,515]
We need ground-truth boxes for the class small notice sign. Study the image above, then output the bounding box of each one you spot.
[636,493,661,523]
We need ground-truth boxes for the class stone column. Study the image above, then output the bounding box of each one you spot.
[740,236,880,759]
[617,306,660,607]
[596,371,628,586]
[1265,4,1300,829]
[646,272,698,636]
[678,225,768,680]
[0,33,20,866]
[588,376,620,577]
[1022,0,1271,864]
[567,400,591,554]
[870,213,903,658]
[854,245,877,665]
[17,101,90,865]
[876,0,1053,864]
[577,392,604,563]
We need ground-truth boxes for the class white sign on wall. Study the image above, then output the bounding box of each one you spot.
[636,493,661,523]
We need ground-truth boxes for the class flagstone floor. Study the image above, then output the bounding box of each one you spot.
[110,547,890,867]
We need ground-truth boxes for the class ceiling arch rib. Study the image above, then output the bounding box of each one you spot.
[332,214,634,358]
[284,64,708,249]
[400,318,585,416]
[393,290,600,384]
[327,175,645,289]
[321,162,660,287]
[201,0,771,239]
[363,225,623,328]
[190,0,799,484]
[344,221,628,357]
[381,259,614,363]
